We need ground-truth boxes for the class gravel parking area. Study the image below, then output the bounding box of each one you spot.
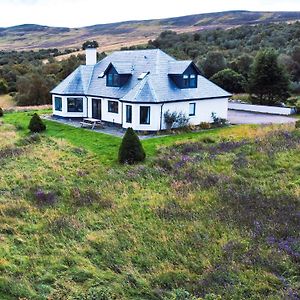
[228,110,298,125]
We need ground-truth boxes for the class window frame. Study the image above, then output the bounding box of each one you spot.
[108,100,119,114]
[107,73,120,87]
[140,106,151,125]
[67,97,83,113]
[189,103,196,116]
[182,74,197,88]
[126,105,132,123]
[54,96,62,111]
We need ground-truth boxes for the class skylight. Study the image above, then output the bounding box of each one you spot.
[138,72,149,80]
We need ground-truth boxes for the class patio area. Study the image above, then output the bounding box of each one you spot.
[43,115,164,139]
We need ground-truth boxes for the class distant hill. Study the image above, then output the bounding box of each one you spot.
[0,10,300,51]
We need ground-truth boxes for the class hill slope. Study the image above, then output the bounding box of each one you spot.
[0,10,300,51]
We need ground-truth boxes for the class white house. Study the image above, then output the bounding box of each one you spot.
[51,48,231,131]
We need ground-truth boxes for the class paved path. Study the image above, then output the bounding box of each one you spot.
[228,110,298,125]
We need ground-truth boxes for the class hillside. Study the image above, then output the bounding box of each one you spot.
[0,10,300,51]
[0,111,299,299]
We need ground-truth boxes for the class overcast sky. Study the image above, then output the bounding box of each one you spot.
[1,0,300,28]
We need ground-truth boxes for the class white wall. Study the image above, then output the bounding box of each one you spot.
[101,98,122,124]
[228,102,294,115]
[52,95,88,118]
[53,95,228,131]
[122,98,228,131]
[161,98,228,130]
[122,103,162,131]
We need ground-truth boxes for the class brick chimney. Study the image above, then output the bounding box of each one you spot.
[86,47,97,65]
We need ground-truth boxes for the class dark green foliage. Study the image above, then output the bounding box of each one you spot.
[82,40,99,50]
[295,120,300,128]
[118,127,146,164]
[249,49,290,105]
[202,51,227,78]
[0,107,3,117]
[0,78,8,94]
[210,68,246,93]
[28,113,46,132]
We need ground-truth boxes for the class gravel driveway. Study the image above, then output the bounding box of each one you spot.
[228,110,298,125]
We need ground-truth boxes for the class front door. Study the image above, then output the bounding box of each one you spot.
[92,99,101,119]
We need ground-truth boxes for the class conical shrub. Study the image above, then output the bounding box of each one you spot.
[28,113,46,133]
[118,127,146,164]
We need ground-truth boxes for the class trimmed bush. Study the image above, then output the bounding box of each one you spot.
[28,113,46,133]
[295,120,300,129]
[0,107,3,117]
[118,127,146,164]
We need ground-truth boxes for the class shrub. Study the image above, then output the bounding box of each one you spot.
[199,122,211,129]
[28,113,46,133]
[164,110,190,129]
[0,107,3,117]
[118,127,146,164]
[164,110,179,129]
[295,120,300,129]
[211,112,227,127]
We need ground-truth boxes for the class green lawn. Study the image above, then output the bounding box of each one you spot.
[3,110,256,164]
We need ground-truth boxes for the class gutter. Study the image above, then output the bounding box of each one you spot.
[160,103,165,131]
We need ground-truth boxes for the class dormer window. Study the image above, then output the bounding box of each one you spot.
[107,73,120,87]
[182,74,197,88]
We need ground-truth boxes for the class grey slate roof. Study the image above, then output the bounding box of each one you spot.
[51,49,231,102]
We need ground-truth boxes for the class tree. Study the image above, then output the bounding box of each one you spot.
[230,54,254,79]
[82,40,99,50]
[201,52,227,78]
[28,113,46,133]
[15,71,56,106]
[210,69,246,93]
[118,128,146,164]
[248,49,290,105]
[0,78,8,94]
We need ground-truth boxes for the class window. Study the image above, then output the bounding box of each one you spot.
[190,74,197,88]
[67,97,83,112]
[182,74,197,88]
[108,100,118,113]
[54,96,62,111]
[140,106,150,125]
[183,75,189,88]
[189,103,196,116]
[126,105,132,123]
[107,73,120,87]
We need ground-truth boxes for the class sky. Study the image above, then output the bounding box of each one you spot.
[0,0,300,28]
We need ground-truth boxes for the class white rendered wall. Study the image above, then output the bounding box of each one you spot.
[161,98,228,130]
[101,98,122,124]
[52,95,88,118]
[122,103,162,131]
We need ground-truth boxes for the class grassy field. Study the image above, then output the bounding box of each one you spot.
[0,111,299,299]
[0,94,14,109]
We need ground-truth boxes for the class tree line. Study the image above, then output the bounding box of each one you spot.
[0,22,299,107]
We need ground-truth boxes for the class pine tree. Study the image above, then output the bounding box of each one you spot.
[28,113,46,133]
[118,128,146,164]
[249,49,290,105]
